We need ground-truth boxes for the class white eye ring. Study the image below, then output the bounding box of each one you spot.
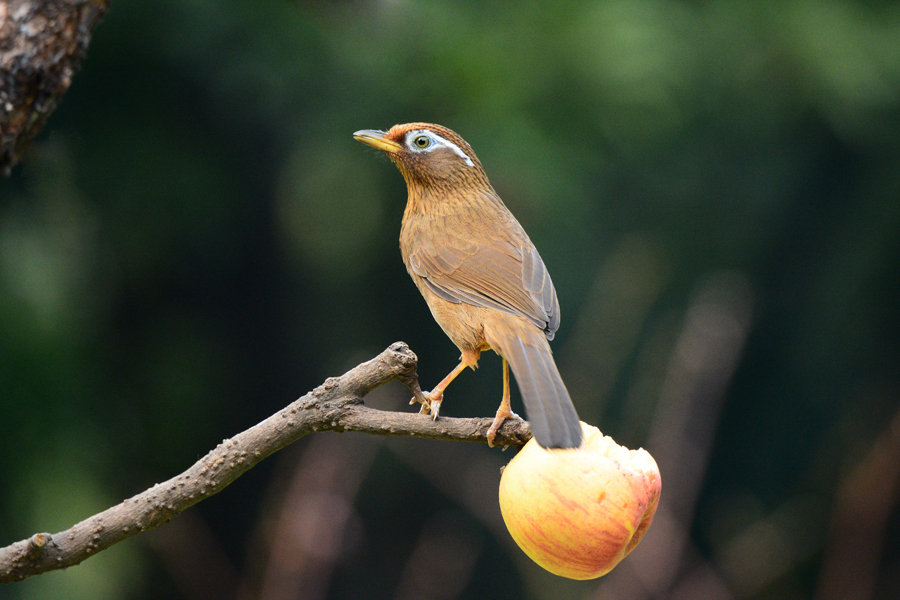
[405,130,475,167]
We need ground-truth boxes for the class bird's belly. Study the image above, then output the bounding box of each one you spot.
[415,280,492,353]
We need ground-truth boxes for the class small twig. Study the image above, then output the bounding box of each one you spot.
[0,342,531,583]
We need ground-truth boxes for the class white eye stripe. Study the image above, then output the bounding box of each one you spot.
[406,130,475,167]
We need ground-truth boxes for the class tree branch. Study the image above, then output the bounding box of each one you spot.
[1,0,110,176]
[0,342,531,583]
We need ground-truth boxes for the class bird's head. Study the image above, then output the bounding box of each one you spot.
[353,123,490,191]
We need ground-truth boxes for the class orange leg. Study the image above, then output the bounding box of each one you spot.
[486,358,521,446]
[414,348,480,419]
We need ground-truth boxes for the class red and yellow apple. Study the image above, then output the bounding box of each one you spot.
[499,422,661,580]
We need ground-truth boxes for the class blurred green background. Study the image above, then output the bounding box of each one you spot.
[2,1,898,599]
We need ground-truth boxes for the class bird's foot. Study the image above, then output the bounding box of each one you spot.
[486,409,522,448]
[410,389,443,420]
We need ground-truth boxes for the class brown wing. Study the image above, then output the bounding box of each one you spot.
[406,205,561,339]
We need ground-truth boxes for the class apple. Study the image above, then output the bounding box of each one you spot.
[499,422,661,580]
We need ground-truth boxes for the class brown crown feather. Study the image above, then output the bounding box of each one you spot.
[381,123,491,192]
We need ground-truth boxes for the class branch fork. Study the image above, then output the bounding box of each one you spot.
[0,342,531,583]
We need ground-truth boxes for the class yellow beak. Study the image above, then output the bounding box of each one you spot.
[353,129,402,154]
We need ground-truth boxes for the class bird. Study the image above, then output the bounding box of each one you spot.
[353,123,582,449]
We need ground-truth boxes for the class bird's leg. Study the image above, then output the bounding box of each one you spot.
[414,348,480,419]
[486,357,521,447]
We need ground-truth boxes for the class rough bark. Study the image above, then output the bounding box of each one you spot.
[0,0,109,175]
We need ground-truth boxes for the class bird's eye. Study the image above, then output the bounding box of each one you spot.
[413,135,431,149]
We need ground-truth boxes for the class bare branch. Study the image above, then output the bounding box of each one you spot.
[0,342,531,583]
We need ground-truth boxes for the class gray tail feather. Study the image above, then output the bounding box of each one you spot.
[501,335,582,448]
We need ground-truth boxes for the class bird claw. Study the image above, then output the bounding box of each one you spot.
[411,390,443,420]
[487,410,523,448]
[428,398,442,420]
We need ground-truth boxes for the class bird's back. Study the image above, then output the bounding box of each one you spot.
[400,185,560,341]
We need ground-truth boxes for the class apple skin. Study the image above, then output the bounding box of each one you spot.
[498,422,661,580]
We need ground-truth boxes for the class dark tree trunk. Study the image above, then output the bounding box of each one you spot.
[0,0,109,176]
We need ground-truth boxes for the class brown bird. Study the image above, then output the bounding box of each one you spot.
[354,123,582,449]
